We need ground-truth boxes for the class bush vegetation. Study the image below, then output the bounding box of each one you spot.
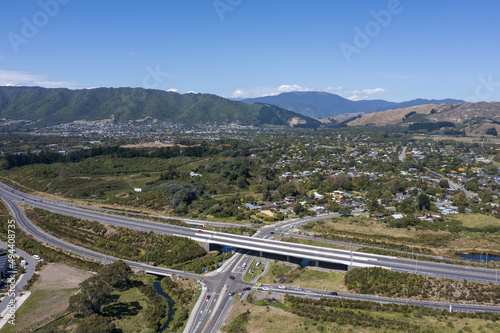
[345,267,500,304]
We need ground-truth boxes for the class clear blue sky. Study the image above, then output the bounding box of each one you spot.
[1,0,499,102]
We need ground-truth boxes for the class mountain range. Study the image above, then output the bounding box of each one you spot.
[347,102,500,135]
[240,91,464,118]
[0,86,321,128]
[1,86,495,133]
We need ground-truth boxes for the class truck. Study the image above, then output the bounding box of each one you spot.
[21,259,27,266]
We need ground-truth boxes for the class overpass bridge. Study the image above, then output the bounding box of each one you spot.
[190,231,387,270]
[1,181,498,284]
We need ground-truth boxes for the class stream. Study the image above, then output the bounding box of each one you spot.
[153,279,177,333]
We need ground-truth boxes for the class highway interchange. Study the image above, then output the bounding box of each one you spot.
[0,181,499,332]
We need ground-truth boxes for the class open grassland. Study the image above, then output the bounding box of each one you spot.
[259,262,294,284]
[104,287,153,333]
[2,263,93,333]
[454,213,500,229]
[35,274,161,333]
[258,262,348,292]
[286,268,348,292]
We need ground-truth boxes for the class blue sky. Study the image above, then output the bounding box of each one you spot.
[1,0,499,102]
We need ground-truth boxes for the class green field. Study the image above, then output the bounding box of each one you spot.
[453,213,500,229]
[2,289,77,333]
[258,263,348,292]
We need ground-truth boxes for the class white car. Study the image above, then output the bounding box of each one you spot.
[262,287,269,291]
[278,285,286,289]
[33,255,41,260]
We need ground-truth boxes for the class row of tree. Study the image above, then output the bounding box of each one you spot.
[2,144,219,169]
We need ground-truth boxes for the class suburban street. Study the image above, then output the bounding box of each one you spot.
[0,241,35,316]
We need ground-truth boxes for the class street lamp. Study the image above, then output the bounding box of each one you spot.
[415,253,418,273]
[495,262,498,284]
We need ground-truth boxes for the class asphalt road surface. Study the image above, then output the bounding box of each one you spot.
[1,180,500,333]
[0,241,35,315]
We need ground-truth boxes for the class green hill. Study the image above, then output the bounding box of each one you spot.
[0,86,321,128]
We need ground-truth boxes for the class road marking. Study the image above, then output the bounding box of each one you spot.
[201,318,211,333]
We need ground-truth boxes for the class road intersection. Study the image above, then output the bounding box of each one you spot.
[1,181,499,332]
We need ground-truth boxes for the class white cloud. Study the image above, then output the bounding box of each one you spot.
[232,89,245,98]
[167,88,178,92]
[0,69,80,88]
[277,84,308,93]
[347,95,363,101]
[357,88,387,95]
[231,84,388,100]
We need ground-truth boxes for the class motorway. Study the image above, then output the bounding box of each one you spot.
[1,181,500,332]
[1,182,497,284]
[1,197,201,281]
[253,284,500,314]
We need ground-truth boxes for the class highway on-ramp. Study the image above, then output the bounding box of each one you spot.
[2,180,500,333]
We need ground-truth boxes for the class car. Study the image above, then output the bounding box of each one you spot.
[256,282,262,286]
[197,230,203,233]
[270,231,275,234]
[206,295,211,300]
[33,255,41,260]
[262,287,269,291]
[329,291,338,296]
[229,275,236,280]
[278,285,286,289]
[294,287,303,291]
[229,291,235,296]
[243,287,251,291]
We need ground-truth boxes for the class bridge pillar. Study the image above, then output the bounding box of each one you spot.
[286,256,290,262]
[315,261,319,267]
[196,241,210,251]
[259,251,263,257]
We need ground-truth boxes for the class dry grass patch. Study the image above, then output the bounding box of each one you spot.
[1,263,93,333]
[454,214,500,229]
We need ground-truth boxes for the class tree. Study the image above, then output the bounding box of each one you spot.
[76,314,116,333]
[417,193,431,211]
[293,203,304,214]
[485,127,498,136]
[100,260,132,291]
[69,276,113,316]
[465,180,479,192]
[338,206,352,216]
[452,191,469,207]
[439,179,449,188]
